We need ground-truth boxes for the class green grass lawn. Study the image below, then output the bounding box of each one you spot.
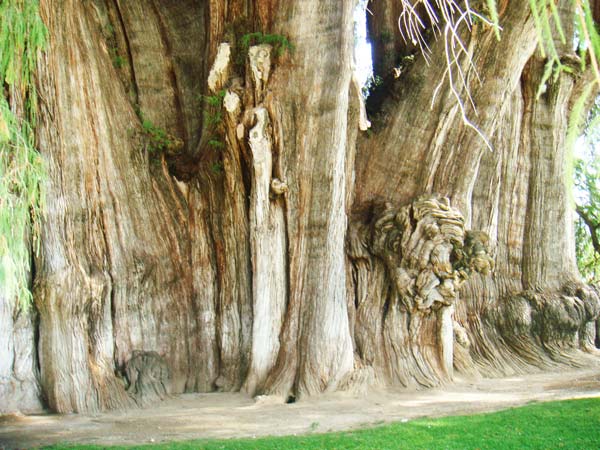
[45,397,600,450]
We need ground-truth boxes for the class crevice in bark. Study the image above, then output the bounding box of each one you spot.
[148,0,186,149]
[33,307,42,390]
[97,181,120,382]
[110,0,140,106]
[205,184,226,390]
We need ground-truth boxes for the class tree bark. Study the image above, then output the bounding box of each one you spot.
[1,1,599,414]
[0,293,42,414]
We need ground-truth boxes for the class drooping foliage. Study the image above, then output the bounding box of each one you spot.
[0,0,46,305]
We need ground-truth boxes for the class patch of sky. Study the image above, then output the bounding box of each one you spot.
[353,0,373,89]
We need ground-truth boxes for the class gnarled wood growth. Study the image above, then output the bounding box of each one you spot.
[1,1,600,414]
[347,196,494,388]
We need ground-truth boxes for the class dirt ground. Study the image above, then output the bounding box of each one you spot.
[2,368,600,449]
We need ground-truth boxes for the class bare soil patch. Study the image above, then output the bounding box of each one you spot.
[2,368,600,449]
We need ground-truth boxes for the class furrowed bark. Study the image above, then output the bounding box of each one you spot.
[2,1,600,414]
[34,0,204,412]
[257,0,356,399]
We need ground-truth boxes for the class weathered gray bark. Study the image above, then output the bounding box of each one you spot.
[1,0,599,414]
[0,293,42,414]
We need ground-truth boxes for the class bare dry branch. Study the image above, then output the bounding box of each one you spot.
[398,1,499,151]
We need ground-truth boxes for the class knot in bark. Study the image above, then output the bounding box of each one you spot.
[351,195,495,313]
[270,178,288,196]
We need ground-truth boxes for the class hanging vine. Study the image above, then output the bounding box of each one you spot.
[0,0,47,306]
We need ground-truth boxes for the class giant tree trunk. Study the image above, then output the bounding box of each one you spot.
[351,0,599,385]
[1,0,599,414]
